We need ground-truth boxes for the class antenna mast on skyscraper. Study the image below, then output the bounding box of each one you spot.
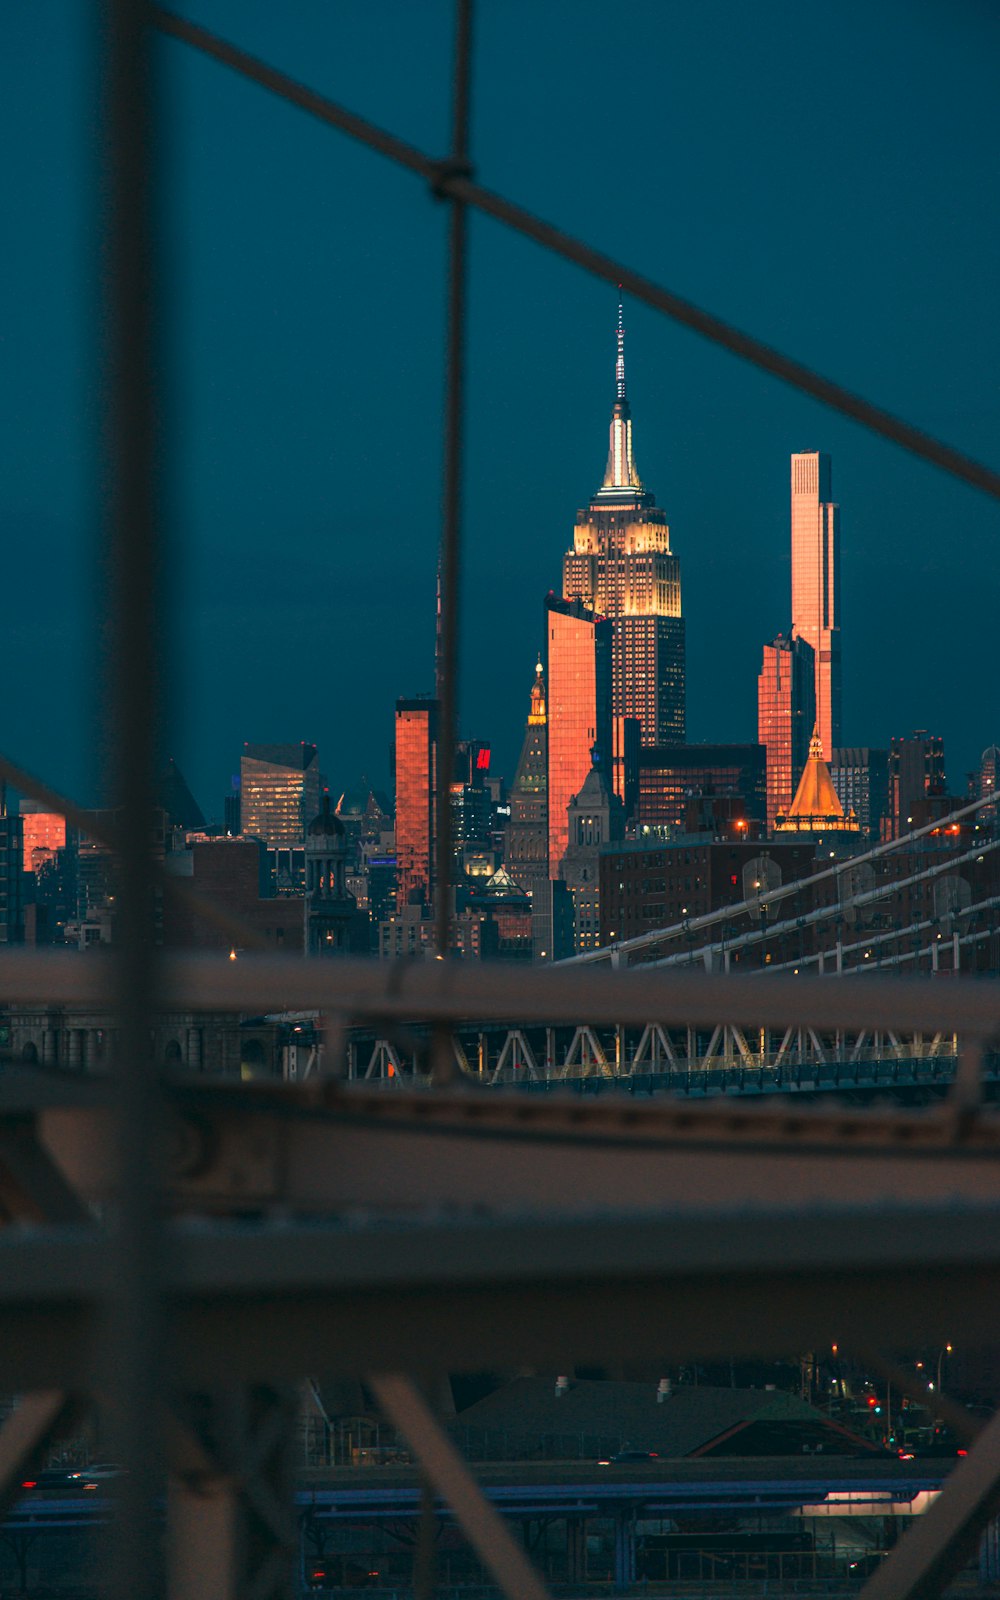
[616,289,626,402]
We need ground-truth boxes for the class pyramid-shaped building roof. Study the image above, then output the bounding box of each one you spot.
[776,728,859,834]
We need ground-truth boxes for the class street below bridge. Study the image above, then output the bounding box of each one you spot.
[1,1457,954,1597]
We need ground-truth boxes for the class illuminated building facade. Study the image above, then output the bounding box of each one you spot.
[506,661,549,952]
[451,739,492,859]
[21,809,67,876]
[562,303,684,745]
[757,632,816,830]
[545,595,612,878]
[637,744,767,833]
[830,748,888,842]
[394,698,438,910]
[790,451,840,759]
[240,743,320,852]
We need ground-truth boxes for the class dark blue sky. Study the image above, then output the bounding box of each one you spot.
[3,1,999,816]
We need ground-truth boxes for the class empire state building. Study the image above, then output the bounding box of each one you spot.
[562,304,684,745]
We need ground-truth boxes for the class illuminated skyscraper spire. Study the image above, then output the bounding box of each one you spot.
[565,297,685,746]
[600,293,642,495]
[616,296,626,402]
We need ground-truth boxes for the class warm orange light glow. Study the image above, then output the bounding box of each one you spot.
[21,811,66,875]
[790,452,840,758]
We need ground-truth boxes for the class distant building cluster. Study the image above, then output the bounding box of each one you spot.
[4,305,998,977]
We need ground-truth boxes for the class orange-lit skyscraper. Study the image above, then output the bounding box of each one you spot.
[790,451,840,759]
[545,595,612,877]
[562,303,684,746]
[394,698,438,910]
[21,808,67,876]
[757,631,816,830]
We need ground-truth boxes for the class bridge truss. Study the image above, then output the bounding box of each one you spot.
[5,4,1000,1600]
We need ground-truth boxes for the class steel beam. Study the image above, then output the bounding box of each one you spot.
[0,1205,999,1386]
[370,1375,551,1600]
[31,1078,1000,1218]
[859,1405,1000,1600]
[0,1122,93,1225]
[0,952,1000,1041]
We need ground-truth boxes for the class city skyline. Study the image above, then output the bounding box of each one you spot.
[4,1,999,816]
[4,16,1000,1597]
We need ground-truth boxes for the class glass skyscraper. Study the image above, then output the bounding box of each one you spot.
[790,451,841,760]
[394,698,438,910]
[757,633,816,831]
[545,596,612,878]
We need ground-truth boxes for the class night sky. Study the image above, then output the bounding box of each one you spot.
[4,1,999,818]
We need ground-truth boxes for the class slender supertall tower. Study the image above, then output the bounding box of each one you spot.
[562,301,684,745]
[790,452,840,759]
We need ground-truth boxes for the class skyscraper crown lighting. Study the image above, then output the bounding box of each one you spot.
[562,301,685,747]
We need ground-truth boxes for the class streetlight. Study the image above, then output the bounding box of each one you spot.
[937,1344,953,1392]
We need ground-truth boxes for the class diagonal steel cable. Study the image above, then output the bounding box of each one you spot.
[152,6,1000,502]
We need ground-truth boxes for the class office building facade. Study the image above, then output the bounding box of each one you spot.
[757,632,816,830]
[887,730,946,838]
[545,595,612,877]
[830,748,889,841]
[790,452,840,759]
[394,698,438,910]
[21,808,67,876]
[562,303,684,745]
[240,743,320,851]
[599,837,815,948]
[637,743,768,834]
